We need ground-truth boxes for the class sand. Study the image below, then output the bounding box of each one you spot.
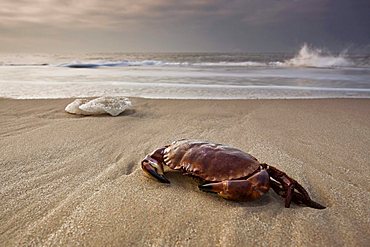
[0,97,369,246]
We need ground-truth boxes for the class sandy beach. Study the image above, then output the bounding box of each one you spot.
[0,97,369,246]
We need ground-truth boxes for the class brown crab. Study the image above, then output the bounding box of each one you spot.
[141,139,325,209]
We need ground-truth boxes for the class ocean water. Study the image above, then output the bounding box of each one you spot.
[1,45,370,99]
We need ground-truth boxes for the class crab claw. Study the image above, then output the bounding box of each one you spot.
[141,156,170,183]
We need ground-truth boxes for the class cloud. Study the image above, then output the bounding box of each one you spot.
[3,0,327,29]
[0,0,230,29]
[0,0,369,52]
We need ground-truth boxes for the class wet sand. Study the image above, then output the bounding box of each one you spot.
[0,98,369,246]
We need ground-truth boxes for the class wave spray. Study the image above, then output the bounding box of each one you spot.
[284,44,352,68]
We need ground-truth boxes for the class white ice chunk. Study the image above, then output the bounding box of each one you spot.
[64,98,90,115]
[65,97,132,116]
[79,96,132,116]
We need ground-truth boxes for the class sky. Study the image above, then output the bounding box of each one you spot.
[0,0,369,53]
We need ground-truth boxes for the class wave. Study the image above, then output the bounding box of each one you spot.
[57,44,355,69]
[60,60,271,68]
[283,44,353,68]
[0,63,49,67]
[192,61,267,67]
[60,60,188,68]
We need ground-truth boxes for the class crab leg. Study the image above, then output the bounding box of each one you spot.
[261,164,326,209]
[199,170,270,201]
[141,147,170,183]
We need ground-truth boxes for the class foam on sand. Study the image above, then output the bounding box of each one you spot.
[65,96,132,116]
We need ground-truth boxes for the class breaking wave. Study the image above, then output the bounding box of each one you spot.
[283,44,353,68]
[57,44,355,69]
[60,60,185,68]
[60,60,267,68]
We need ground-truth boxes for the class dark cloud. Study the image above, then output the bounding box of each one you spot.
[0,0,369,52]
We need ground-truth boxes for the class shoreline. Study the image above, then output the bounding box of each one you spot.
[2,94,370,101]
[1,97,369,246]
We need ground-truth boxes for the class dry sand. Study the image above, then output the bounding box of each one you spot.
[0,97,369,246]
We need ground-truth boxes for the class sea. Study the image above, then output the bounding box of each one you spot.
[1,44,370,99]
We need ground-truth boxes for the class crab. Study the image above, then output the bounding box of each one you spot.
[141,139,325,209]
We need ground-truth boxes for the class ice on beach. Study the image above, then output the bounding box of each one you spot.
[65,97,132,116]
[64,99,90,115]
